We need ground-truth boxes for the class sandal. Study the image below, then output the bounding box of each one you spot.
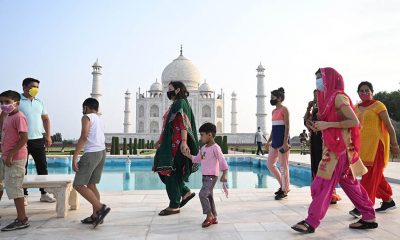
[202,218,214,228]
[93,204,111,228]
[81,216,103,225]
[349,208,361,218]
[180,192,196,208]
[291,220,315,233]
[212,218,218,225]
[158,208,180,216]
[349,219,378,229]
[274,188,282,196]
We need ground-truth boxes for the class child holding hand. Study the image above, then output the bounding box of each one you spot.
[184,123,228,228]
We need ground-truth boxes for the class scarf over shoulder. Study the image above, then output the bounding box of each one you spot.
[317,67,366,178]
[153,98,199,177]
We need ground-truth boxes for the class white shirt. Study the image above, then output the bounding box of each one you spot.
[255,131,264,142]
[84,113,105,153]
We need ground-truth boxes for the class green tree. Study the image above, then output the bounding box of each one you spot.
[222,136,228,154]
[129,138,133,154]
[51,133,63,142]
[374,90,400,143]
[111,137,116,155]
[133,138,138,154]
[123,138,127,155]
[215,136,223,148]
[374,90,400,121]
[116,137,120,155]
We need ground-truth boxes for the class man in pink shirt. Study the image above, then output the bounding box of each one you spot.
[0,90,30,231]
[184,123,228,228]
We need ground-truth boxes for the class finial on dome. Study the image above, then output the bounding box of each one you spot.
[180,44,183,56]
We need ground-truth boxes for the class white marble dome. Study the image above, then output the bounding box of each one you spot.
[199,80,212,92]
[161,53,201,91]
[150,79,162,92]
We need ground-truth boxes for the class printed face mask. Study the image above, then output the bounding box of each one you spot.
[316,78,324,92]
[29,87,39,97]
[1,103,16,114]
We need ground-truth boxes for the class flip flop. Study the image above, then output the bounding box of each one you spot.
[158,209,180,216]
[180,192,196,208]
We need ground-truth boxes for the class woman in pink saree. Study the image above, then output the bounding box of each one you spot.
[291,67,377,233]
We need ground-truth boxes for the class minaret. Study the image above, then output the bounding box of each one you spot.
[231,91,238,133]
[123,89,132,133]
[256,62,267,133]
[91,59,102,114]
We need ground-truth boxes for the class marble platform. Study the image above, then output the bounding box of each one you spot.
[1,154,400,239]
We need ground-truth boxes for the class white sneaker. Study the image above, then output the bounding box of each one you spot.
[24,195,28,206]
[40,193,56,203]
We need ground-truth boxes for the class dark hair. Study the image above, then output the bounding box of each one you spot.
[271,87,285,101]
[357,81,374,93]
[315,69,321,75]
[199,122,217,137]
[169,81,189,99]
[0,90,21,102]
[82,98,99,111]
[22,77,40,87]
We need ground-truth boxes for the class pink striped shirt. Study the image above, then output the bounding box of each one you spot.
[192,143,229,176]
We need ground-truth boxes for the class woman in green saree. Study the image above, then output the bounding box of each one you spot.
[154,81,199,216]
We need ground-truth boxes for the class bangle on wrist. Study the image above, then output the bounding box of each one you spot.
[181,139,187,142]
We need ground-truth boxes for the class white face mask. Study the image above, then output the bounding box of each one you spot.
[316,78,324,91]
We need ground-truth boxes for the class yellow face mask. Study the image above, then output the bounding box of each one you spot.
[29,87,39,97]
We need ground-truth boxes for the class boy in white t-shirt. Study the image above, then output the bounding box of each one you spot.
[72,98,110,228]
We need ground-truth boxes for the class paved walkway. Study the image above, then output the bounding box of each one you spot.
[1,154,400,239]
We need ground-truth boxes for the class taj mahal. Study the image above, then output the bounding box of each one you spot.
[89,46,268,144]
[135,46,225,134]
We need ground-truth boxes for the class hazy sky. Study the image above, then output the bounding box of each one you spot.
[1,0,399,139]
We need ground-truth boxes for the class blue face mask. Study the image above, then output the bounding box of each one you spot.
[316,78,324,91]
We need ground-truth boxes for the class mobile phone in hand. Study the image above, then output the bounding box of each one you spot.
[279,147,288,153]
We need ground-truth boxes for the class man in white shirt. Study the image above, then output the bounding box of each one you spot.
[255,127,267,155]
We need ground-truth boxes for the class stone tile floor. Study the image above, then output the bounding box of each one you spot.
[1,153,399,239]
[1,187,400,240]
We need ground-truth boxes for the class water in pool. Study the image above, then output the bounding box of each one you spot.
[27,156,312,191]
